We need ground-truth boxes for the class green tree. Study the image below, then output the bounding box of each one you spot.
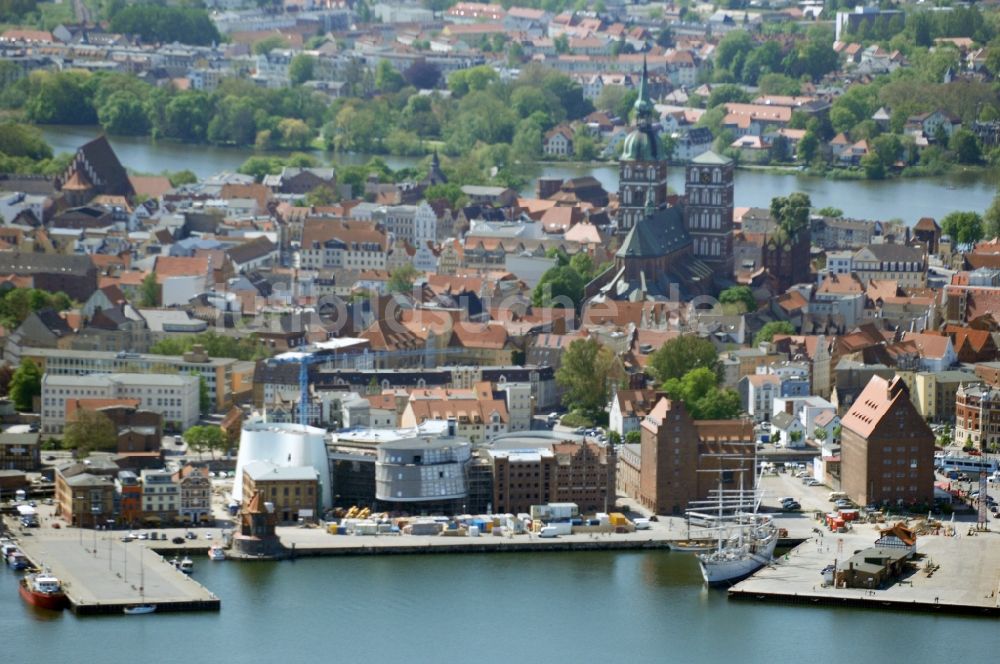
[949,128,982,164]
[719,286,756,313]
[167,169,197,187]
[555,338,620,415]
[109,4,221,46]
[289,54,316,86]
[63,409,118,457]
[198,375,211,415]
[139,271,159,307]
[532,265,585,310]
[707,84,750,109]
[277,118,313,150]
[607,430,622,445]
[941,211,984,246]
[770,192,811,237]
[816,207,843,218]
[0,287,72,329]
[388,264,420,293]
[861,152,886,180]
[97,90,151,135]
[648,336,718,384]
[183,424,226,459]
[754,321,796,346]
[983,193,1000,240]
[9,358,41,411]
[554,34,570,54]
[375,60,405,93]
[814,427,828,442]
[253,35,288,55]
[625,430,641,445]
[573,128,597,161]
[0,122,52,159]
[661,367,741,420]
[797,130,819,164]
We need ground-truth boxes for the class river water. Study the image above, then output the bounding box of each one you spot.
[42,126,998,224]
[2,550,997,663]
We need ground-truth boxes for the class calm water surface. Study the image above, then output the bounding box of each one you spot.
[42,125,998,224]
[2,551,997,663]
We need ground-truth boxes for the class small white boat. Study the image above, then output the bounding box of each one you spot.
[123,604,156,615]
[124,544,155,615]
[208,545,225,561]
[177,557,194,574]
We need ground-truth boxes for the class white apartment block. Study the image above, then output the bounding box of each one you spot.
[41,373,200,434]
[26,347,233,411]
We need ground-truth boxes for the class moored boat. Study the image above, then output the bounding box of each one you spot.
[123,604,156,615]
[18,572,67,610]
[697,515,778,586]
[208,545,225,561]
[7,550,29,570]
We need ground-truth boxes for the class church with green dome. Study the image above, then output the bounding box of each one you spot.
[584,58,736,303]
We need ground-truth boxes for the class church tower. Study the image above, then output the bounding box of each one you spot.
[617,58,668,235]
[684,150,734,280]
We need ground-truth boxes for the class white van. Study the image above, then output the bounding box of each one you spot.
[538,526,559,538]
[828,491,848,502]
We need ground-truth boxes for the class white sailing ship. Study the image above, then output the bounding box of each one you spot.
[688,466,778,586]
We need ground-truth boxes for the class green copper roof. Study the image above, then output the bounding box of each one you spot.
[691,150,732,165]
[620,126,661,162]
[632,55,654,121]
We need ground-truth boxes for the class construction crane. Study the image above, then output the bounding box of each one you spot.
[268,340,459,426]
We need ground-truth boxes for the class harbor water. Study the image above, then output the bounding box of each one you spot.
[3,551,998,663]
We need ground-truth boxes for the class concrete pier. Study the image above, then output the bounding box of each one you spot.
[9,524,219,615]
[729,526,1000,617]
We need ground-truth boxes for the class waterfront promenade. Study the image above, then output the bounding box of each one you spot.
[6,518,219,615]
[730,525,1000,616]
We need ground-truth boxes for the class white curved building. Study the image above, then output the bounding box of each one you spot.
[233,421,330,509]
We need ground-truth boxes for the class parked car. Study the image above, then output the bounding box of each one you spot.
[172,536,185,544]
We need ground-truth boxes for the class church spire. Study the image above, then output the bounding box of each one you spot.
[633,54,654,124]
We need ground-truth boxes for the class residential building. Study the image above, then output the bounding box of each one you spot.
[770,411,806,448]
[400,394,509,444]
[242,461,320,523]
[56,468,116,527]
[911,370,976,423]
[40,373,199,434]
[24,346,235,412]
[140,469,179,523]
[851,244,927,288]
[840,376,935,507]
[954,383,1000,451]
[495,381,533,432]
[174,465,212,525]
[115,470,142,526]
[609,388,660,436]
[901,332,957,372]
[739,374,779,423]
[298,219,388,271]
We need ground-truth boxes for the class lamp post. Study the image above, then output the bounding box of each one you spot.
[92,506,100,556]
[107,519,114,570]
